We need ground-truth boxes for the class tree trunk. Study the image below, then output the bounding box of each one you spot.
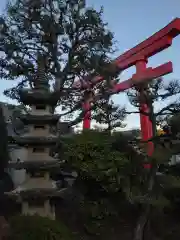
[144,219,153,240]
[133,205,150,240]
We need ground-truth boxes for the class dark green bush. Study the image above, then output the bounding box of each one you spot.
[8,215,75,240]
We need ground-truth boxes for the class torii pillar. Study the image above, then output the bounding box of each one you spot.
[134,58,154,156]
[82,90,92,129]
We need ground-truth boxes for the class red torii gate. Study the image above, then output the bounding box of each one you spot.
[73,18,180,156]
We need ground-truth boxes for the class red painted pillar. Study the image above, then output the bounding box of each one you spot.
[83,90,92,130]
[135,59,154,156]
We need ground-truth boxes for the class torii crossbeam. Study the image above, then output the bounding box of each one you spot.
[72,18,180,156]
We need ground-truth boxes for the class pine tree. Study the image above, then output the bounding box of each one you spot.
[127,78,180,128]
[93,97,126,132]
[91,77,126,132]
[0,0,117,125]
[126,78,180,240]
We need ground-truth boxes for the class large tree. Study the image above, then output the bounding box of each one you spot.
[0,0,119,125]
[126,78,180,240]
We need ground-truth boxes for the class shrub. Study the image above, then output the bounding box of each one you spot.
[8,215,75,240]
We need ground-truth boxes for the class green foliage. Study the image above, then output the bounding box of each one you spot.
[127,78,180,126]
[61,130,180,211]
[59,130,180,237]
[92,98,126,131]
[61,130,129,192]
[8,215,75,240]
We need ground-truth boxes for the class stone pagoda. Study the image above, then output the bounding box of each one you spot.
[7,54,65,220]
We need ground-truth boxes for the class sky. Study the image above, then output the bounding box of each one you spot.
[0,0,180,129]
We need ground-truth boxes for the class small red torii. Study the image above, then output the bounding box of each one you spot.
[73,18,180,156]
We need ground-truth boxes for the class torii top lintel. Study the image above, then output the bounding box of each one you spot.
[73,18,180,90]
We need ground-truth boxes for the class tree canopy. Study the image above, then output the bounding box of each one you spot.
[127,78,180,128]
[0,0,120,125]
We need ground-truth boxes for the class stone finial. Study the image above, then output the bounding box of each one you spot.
[34,53,49,90]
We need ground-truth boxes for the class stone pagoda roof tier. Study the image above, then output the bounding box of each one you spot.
[19,114,60,125]
[5,188,68,200]
[19,89,60,106]
[8,136,58,146]
[8,160,62,170]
